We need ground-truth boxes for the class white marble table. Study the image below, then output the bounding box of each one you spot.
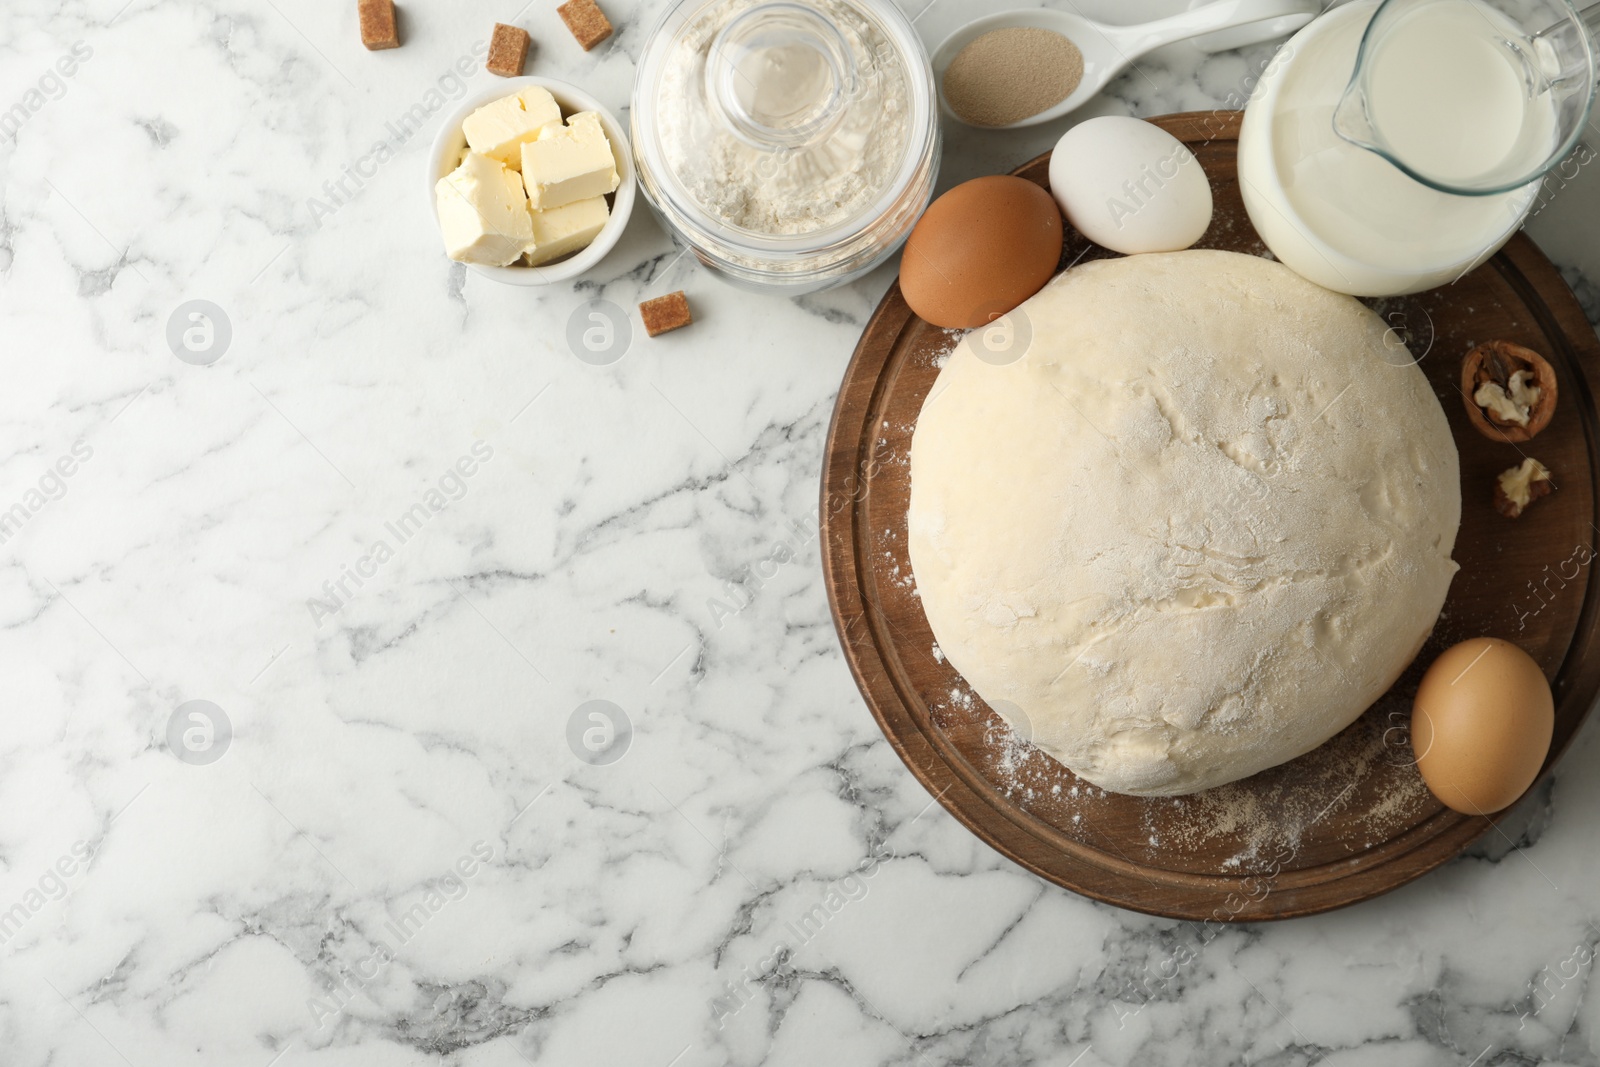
[4,0,1600,1063]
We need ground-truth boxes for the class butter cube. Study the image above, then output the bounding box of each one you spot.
[524,195,610,266]
[435,151,534,266]
[520,111,620,210]
[461,87,563,168]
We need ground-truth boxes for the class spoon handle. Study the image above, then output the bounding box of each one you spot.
[1103,0,1321,57]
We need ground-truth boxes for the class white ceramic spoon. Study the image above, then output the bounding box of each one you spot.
[932,0,1321,129]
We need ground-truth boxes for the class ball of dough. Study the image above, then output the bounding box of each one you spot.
[907,250,1460,796]
[1049,117,1213,255]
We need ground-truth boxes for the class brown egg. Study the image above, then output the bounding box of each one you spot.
[1412,637,1554,814]
[900,175,1064,329]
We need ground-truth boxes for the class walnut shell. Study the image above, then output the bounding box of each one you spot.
[1460,340,1557,443]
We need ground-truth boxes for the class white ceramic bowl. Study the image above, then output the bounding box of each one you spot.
[427,76,636,286]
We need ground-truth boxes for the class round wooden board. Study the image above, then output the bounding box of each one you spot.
[820,111,1600,921]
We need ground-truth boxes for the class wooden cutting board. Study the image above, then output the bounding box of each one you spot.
[820,111,1600,920]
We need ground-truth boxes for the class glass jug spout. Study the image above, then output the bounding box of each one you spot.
[1330,76,1383,155]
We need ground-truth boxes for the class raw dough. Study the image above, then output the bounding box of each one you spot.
[907,250,1461,796]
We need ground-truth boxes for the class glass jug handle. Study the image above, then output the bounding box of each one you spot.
[1530,3,1600,88]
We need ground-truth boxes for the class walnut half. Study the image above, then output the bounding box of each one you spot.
[1461,340,1557,443]
[1493,457,1554,518]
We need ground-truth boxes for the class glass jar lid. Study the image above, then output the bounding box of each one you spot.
[633,0,936,255]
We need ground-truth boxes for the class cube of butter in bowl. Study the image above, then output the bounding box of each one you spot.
[427,76,636,286]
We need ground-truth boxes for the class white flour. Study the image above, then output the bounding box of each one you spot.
[655,0,911,235]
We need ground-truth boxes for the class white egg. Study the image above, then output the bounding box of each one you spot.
[1048,116,1213,255]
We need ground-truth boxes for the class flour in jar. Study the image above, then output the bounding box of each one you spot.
[655,0,912,235]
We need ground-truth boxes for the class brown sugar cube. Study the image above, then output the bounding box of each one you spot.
[485,23,531,77]
[358,0,400,49]
[640,291,692,337]
[557,0,614,51]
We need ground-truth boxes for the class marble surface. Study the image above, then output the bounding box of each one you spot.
[3,0,1600,1064]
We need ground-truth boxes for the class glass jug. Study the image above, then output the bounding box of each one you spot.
[1237,0,1599,297]
[1332,0,1599,195]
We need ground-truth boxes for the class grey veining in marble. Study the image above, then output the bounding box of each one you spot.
[2,0,1599,1064]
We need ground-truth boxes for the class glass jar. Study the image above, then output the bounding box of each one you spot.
[631,0,940,293]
